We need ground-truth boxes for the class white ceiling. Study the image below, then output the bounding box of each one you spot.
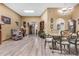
[4,3,77,16]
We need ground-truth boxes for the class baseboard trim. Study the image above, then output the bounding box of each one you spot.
[2,37,11,42]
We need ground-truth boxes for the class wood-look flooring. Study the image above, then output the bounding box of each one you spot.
[0,35,77,56]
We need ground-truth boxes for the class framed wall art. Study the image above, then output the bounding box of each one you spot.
[1,16,11,24]
[50,18,54,31]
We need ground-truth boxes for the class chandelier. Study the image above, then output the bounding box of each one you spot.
[58,7,74,16]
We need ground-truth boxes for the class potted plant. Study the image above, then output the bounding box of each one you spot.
[38,30,46,39]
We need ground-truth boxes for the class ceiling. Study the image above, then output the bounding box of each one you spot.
[4,3,77,16]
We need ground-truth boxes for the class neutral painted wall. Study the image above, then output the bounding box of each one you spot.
[72,4,79,31]
[41,8,72,35]
[0,3,79,41]
[16,4,79,35]
[47,8,72,35]
[41,4,79,35]
[41,9,49,34]
[21,16,41,34]
[0,4,21,41]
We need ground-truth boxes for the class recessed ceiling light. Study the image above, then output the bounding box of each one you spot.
[23,10,35,13]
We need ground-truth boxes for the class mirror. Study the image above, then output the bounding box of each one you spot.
[68,20,76,33]
[55,18,65,32]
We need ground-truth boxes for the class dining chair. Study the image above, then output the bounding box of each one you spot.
[57,30,71,54]
[44,34,53,49]
[69,31,79,55]
[52,36,61,50]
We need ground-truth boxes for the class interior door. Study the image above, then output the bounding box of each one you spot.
[29,25,32,34]
[0,24,1,44]
[40,21,44,31]
[68,20,76,33]
[73,20,76,33]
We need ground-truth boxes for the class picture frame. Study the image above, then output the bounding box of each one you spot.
[1,16,11,24]
[50,18,53,31]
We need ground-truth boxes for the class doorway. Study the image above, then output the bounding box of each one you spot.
[68,20,76,33]
[0,24,1,44]
[55,18,65,32]
[29,25,32,34]
[40,21,44,31]
[28,22,36,35]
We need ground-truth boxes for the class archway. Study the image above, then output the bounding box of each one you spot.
[55,18,65,32]
[68,20,76,33]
